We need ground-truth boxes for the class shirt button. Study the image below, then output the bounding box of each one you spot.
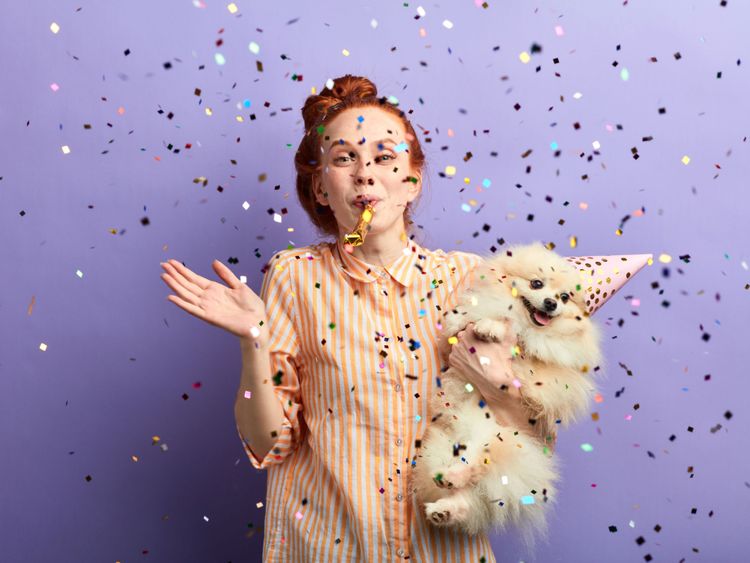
[396,493,403,501]
[395,438,403,446]
[396,548,405,556]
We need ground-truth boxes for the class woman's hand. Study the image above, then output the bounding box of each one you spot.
[159,259,269,345]
[447,321,521,401]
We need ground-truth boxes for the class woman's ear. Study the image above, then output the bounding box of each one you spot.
[407,171,422,203]
[312,176,329,207]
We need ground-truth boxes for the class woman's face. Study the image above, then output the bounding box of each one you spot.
[313,106,422,239]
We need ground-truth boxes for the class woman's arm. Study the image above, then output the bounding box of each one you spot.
[234,336,286,462]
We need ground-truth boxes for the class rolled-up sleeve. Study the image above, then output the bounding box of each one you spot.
[237,251,304,470]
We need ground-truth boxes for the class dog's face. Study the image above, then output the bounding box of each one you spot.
[489,243,590,338]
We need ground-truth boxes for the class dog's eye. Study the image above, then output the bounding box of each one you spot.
[560,293,570,303]
[530,279,544,289]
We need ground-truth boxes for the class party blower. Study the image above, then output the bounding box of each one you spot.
[343,203,375,247]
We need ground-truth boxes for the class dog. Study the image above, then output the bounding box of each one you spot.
[413,242,604,552]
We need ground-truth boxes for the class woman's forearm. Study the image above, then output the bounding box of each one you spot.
[234,337,286,462]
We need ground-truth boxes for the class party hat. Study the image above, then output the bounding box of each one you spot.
[564,253,653,316]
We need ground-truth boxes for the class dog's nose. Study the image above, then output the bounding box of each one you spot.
[543,298,557,312]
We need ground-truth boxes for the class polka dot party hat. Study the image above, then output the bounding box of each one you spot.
[564,253,654,316]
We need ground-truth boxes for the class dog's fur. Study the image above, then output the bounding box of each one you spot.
[412,242,604,552]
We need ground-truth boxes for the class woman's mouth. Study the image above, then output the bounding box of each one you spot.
[352,196,380,209]
[521,297,553,327]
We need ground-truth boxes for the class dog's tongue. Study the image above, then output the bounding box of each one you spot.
[533,310,551,326]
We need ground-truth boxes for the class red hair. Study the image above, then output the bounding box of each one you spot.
[294,74,426,238]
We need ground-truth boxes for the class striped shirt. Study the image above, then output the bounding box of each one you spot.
[236,238,494,562]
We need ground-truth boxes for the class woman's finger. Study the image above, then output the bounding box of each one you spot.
[162,262,204,296]
[212,259,242,290]
[166,259,211,290]
[161,272,201,307]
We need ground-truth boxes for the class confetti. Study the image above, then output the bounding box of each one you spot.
[50,22,60,34]
[248,41,260,54]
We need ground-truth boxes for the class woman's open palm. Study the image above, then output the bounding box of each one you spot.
[159,259,268,344]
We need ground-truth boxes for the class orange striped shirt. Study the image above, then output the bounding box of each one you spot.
[236,238,495,562]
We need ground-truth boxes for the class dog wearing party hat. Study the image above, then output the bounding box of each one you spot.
[414,241,652,552]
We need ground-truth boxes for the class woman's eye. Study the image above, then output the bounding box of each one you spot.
[530,279,544,289]
[375,153,395,163]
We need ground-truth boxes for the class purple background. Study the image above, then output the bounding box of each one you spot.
[2,1,748,561]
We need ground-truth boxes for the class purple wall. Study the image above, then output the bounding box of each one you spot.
[2,1,748,561]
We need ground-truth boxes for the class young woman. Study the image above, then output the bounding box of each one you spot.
[159,75,521,562]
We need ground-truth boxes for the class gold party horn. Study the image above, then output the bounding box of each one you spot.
[343,203,375,247]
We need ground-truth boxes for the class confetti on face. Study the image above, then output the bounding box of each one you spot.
[521,495,535,505]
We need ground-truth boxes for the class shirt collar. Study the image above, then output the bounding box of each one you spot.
[332,238,439,287]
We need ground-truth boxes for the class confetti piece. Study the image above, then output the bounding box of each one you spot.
[242,201,250,210]
[442,19,454,29]
[39,343,48,352]
[250,326,260,338]
[227,2,239,14]
[50,83,60,92]
[569,236,577,248]
[464,383,474,392]
[658,253,672,263]
[519,51,531,63]
[342,49,350,57]
[447,336,458,345]
[370,19,378,29]
[214,53,226,65]
[555,25,564,36]
[479,356,490,366]
[592,140,601,150]
[520,495,535,505]
[50,22,60,34]
[580,443,594,452]
[273,213,282,223]
[681,155,691,165]
[76,269,83,278]
[248,41,260,54]
[620,68,630,81]
[417,6,426,17]
[61,145,71,154]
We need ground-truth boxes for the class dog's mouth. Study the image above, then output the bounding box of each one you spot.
[521,297,554,327]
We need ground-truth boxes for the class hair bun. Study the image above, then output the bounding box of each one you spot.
[301,74,378,132]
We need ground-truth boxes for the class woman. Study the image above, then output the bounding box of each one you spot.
[159,75,520,562]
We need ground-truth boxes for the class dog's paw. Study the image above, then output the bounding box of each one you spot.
[424,501,451,526]
[472,318,506,342]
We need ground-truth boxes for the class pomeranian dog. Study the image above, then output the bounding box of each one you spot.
[413,242,604,552]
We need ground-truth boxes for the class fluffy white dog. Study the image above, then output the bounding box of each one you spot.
[413,242,605,551]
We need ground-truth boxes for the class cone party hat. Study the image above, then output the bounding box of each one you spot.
[564,253,654,316]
